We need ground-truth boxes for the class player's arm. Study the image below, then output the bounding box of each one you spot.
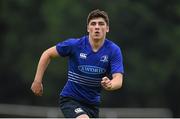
[101,73,123,91]
[31,46,59,96]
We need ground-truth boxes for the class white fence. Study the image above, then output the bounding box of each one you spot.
[0,103,172,118]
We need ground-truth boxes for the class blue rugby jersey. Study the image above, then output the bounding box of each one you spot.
[56,35,124,105]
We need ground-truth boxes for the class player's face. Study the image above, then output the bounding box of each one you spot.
[87,18,109,41]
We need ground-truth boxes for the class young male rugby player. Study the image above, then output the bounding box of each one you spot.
[31,9,124,118]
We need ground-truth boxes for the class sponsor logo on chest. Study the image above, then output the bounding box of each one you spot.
[78,65,106,74]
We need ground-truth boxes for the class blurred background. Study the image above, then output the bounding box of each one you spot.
[0,0,180,118]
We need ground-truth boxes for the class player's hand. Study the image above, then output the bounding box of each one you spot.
[31,80,43,96]
[101,77,112,90]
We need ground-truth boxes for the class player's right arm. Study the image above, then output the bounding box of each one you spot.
[31,46,59,96]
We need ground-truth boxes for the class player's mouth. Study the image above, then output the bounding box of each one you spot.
[94,31,100,36]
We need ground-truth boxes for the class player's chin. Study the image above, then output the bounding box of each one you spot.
[93,37,100,41]
[93,35,102,40]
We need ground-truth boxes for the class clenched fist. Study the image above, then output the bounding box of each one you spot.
[101,77,112,90]
[31,80,43,96]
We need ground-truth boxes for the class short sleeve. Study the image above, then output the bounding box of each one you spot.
[56,39,75,57]
[110,46,124,74]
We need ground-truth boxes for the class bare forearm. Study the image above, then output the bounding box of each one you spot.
[110,77,123,90]
[101,73,123,91]
[34,51,51,83]
[31,46,59,96]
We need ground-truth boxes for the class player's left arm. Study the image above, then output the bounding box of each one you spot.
[101,73,123,91]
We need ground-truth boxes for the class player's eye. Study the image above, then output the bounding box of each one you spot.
[90,22,96,26]
[99,22,105,26]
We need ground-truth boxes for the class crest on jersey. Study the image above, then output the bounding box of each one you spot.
[100,55,108,62]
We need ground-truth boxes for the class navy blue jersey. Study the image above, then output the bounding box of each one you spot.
[56,35,124,105]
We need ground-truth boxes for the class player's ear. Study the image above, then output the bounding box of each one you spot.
[106,26,109,33]
[87,25,90,33]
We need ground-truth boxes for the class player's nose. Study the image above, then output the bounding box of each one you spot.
[95,24,100,28]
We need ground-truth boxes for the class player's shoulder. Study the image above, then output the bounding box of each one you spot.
[65,35,86,46]
[105,38,121,50]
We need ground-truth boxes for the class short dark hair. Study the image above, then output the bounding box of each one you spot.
[87,9,109,26]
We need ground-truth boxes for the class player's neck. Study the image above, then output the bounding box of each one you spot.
[89,36,105,52]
